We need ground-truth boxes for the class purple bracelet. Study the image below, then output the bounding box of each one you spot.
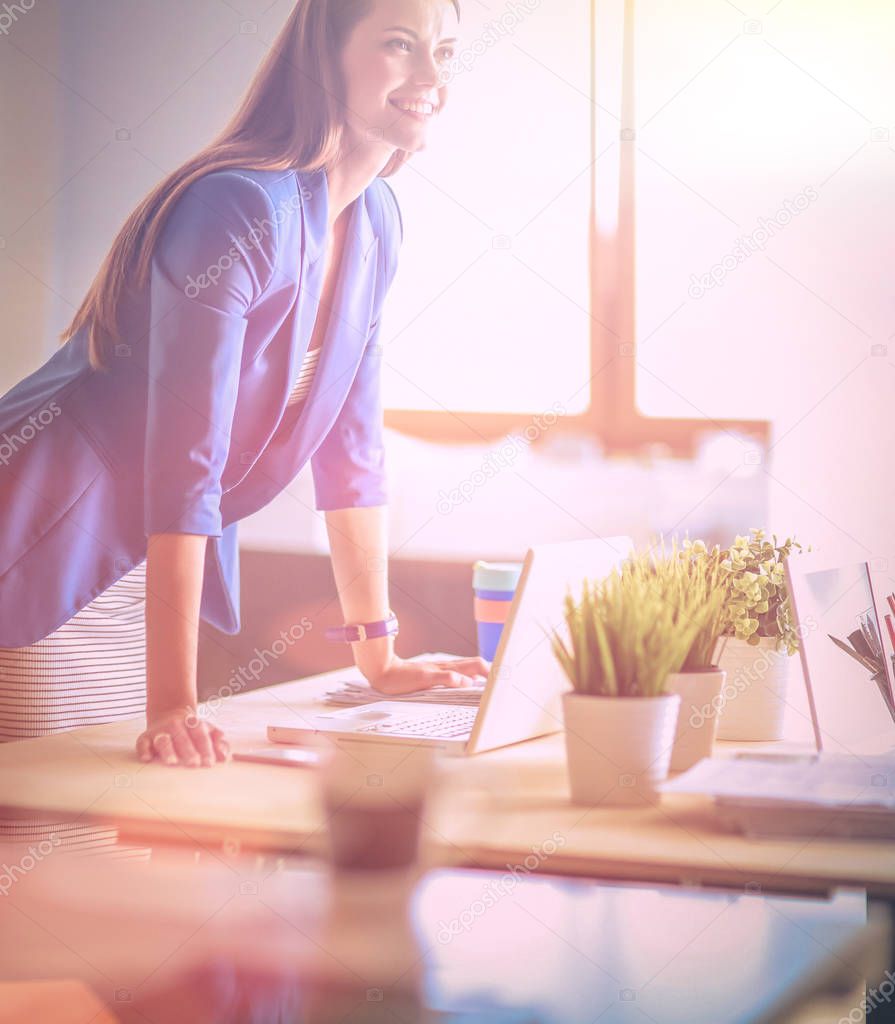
[324,611,400,644]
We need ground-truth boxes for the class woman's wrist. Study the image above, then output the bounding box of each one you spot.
[146,699,198,724]
[146,683,198,719]
[354,636,397,684]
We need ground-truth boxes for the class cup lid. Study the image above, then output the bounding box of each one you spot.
[473,560,523,591]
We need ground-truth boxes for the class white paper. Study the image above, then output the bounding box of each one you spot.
[663,753,895,810]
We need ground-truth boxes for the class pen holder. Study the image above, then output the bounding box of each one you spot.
[871,669,895,720]
[472,560,523,662]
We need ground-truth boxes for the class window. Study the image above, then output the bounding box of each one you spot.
[382,0,593,442]
[628,0,880,446]
[384,0,774,454]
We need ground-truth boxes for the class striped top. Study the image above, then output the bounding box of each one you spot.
[0,559,147,744]
[0,560,151,858]
[286,345,322,408]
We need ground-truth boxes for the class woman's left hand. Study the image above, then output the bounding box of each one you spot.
[364,655,491,696]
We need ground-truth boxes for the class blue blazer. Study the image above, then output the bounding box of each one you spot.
[0,167,402,646]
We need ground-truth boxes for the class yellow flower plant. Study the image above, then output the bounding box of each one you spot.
[719,528,808,655]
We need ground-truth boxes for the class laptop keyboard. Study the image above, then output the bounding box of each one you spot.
[356,706,478,739]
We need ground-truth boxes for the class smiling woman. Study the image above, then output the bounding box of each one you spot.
[0,0,489,798]
[338,1,460,155]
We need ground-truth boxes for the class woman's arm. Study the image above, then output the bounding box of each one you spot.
[324,506,491,694]
[136,533,230,767]
[136,172,277,767]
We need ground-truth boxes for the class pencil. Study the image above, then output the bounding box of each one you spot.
[828,633,881,674]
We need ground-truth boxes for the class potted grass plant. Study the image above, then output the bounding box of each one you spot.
[714,529,808,742]
[636,538,732,771]
[549,560,711,806]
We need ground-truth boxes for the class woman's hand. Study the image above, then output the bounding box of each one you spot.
[136,706,230,768]
[363,655,491,696]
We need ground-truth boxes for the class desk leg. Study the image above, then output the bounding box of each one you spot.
[867,898,895,1023]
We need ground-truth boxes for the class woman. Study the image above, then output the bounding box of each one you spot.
[0,0,488,771]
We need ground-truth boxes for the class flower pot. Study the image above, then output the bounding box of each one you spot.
[715,636,791,742]
[664,668,726,772]
[561,692,680,807]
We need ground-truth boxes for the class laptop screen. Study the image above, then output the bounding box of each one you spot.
[786,559,895,755]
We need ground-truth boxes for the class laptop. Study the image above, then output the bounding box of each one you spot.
[268,536,634,755]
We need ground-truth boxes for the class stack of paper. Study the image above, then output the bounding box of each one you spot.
[664,754,895,807]
[663,753,895,838]
[322,652,487,707]
[322,681,485,708]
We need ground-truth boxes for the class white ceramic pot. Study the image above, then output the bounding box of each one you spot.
[664,669,726,772]
[715,636,791,742]
[561,692,681,807]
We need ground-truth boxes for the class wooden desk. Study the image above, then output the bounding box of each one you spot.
[0,665,893,899]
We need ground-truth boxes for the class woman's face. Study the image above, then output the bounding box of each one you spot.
[339,0,459,154]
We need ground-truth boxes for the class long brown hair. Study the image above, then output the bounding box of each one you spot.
[60,0,460,371]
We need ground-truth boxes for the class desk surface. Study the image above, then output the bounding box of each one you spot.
[1,665,894,898]
[0,849,883,1024]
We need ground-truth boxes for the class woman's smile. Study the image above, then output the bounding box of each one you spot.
[340,0,458,153]
[389,96,440,121]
